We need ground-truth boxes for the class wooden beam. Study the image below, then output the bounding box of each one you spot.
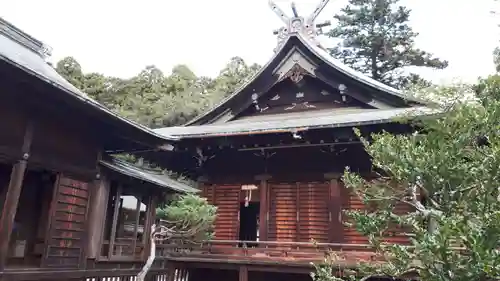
[0,121,34,270]
[324,173,343,243]
[131,195,142,257]
[108,184,122,259]
[143,195,156,259]
[239,265,248,281]
[255,174,271,242]
[166,262,176,281]
[87,174,110,259]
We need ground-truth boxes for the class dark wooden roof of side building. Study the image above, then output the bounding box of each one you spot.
[100,158,199,194]
[0,17,178,153]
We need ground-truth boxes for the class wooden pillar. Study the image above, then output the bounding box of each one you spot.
[0,121,34,270]
[255,174,271,242]
[324,172,343,243]
[87,173,110,259]
[144,195,157,259]
[166,262,176,281]
[107,184,122,259]
[239,265,248,281]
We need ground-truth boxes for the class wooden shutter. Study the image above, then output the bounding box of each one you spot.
[43,175,90,268]
[213,184,240,240]
[268,183,297,242]
[342,184,411,245]
[342,187,369,244]
[298,181,329,243]
[385,202,411,244]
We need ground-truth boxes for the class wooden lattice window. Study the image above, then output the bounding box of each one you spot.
[101,182,153,260]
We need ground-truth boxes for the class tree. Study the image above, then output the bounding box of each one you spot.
[137,194,217,281]
[328,0,448,88]
[54,56,260,128]
[312,77,500,281]
[56,57,85,89]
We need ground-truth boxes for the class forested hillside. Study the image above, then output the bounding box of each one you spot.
[55,56,260,128]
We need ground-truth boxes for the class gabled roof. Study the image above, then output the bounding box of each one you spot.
[0,17,179,147]
[100,158,199,194]
[184,32,427,127]
[154,107,437,139]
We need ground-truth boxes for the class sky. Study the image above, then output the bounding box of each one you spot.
[1,0,498,84]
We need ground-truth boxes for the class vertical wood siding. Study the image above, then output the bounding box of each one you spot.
[297,181,329,243]
[203,184,240,241]
[268,183,297,242]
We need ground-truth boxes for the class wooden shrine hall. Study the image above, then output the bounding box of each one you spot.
[0,17,198,281]
[144,1,436,281]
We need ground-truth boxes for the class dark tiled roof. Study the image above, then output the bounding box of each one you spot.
[154,107,438,139]
[100,159,199,194]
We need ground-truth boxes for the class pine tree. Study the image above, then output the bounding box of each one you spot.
[311,79,500,281]
[328,0,448,88]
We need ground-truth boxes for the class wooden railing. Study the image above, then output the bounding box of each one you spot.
[101,240,146,259]
[0,268,173,281]
[156,240,377,264]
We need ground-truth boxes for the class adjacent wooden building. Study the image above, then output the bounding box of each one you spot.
[0,17,197,281]
[145,2,435,281]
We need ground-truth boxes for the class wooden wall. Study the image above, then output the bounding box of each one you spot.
[43,175,91,268]
[341,187,369,244]
[341,184,411,245]
[0,91,100,177]
[297,181,329,243]
[268,181,330,243]
[202,178,411,246]
[268,182,297,242]
[0,91,98,269]
[202,184,240,241]
[29,114,99,176]
[0,101,28,162]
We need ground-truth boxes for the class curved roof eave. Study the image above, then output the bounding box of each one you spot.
[100,159,199,194]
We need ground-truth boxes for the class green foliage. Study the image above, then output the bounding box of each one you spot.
[312,76,500,281]
[55,56,260,128]
[493,47,500,73]
[156,193,217,241]
[328,0,448,88]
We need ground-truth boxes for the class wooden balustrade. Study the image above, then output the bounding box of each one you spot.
[101,241,146,259]
[0,269,173,281]
[156,240,377,265]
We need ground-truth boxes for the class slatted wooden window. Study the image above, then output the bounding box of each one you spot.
[268,183,297,242]
[298,181,329,243]
[43,175,90,268]
[207,184,240,241]
[101,182,153,259]
[341,182,411,245]
[341,187,369,244]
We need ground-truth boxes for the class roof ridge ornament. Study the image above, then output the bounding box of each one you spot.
[269,0,331,51]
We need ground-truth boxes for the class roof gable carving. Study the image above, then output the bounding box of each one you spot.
[184,29,427,127]
[274,48,317,83]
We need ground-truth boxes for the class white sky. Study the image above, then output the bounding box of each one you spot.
[1,0,498,84]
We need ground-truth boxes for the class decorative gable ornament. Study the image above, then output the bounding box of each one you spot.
[269,0,331,51]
